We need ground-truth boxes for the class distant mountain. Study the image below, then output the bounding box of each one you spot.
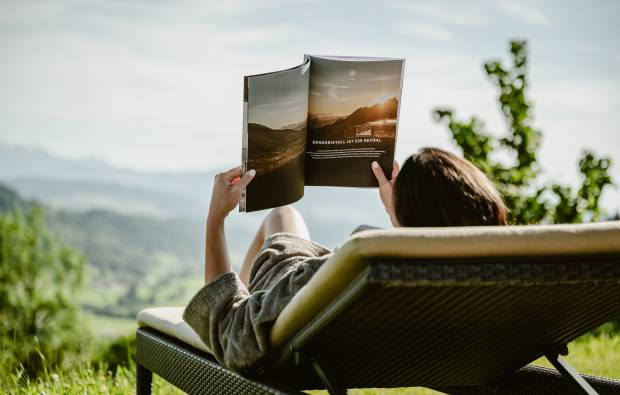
[307,113,343,129]
[0,141,213,196]
[279,121,306,131]
[0,141,389,251]
[0,141,214,219]
[8,177,205,218]
[310,97,398,139]
[248,122,302,133]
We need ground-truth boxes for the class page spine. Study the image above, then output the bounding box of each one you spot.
[239,77,249,212]
[392,58,406,169]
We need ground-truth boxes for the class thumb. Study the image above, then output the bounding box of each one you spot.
[235,169,255,190]
[391,160,400,181]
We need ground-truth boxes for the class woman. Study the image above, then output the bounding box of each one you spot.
[183,147,508,372]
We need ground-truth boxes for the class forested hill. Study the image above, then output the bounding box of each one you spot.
[0,182,202,274]
[0,183,33,212]
[0,182,204,317]
[0,142,390,319]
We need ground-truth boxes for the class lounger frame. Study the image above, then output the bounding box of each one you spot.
[137,254,620,394]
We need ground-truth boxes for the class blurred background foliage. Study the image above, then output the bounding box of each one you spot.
[434,41,615,224]
[0,207,88,377]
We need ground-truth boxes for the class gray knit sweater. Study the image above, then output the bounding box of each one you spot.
[182,233,332,372]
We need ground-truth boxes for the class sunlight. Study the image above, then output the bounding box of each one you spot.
[371,94,392,105]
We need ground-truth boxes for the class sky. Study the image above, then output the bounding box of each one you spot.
[308,57,403,116]
[0,0,619,210]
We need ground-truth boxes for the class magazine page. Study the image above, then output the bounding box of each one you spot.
[304,55,404,187]
[240,59,310,212]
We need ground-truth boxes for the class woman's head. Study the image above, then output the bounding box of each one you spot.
[392,147,507,227]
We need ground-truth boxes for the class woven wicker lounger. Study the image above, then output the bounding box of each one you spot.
[136,222,620,394]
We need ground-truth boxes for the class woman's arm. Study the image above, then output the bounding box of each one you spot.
[204,166,255,284]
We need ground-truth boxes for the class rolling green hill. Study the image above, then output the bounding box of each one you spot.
[0,183,203,320]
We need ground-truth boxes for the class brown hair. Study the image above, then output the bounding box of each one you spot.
[393,147,508,227]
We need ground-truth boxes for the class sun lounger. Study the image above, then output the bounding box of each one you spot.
[136,222,620,394]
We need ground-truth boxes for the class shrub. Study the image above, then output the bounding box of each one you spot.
[0,207,89,377]
[434,41,615,224]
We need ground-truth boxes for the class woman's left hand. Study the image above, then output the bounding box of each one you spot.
[208,166,255,222]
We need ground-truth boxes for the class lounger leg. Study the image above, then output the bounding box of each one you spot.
[308,357,347,395]
[545,349,598,395]
[136,363,153,395]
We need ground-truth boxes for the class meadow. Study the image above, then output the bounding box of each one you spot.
[4,321,618,395]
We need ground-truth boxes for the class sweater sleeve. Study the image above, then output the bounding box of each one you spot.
[182,254,327,372]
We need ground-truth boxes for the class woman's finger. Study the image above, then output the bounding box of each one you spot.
[391,160,400,181]
[234,169,256,190]
[221,166,241,186]
[371,161,389,186]
[223,166,242,180]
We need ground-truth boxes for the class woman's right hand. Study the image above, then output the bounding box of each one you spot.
[371,160,400,226]
[208,166,255,223]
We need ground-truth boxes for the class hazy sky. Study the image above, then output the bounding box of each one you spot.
[308,57,403,116]
[0,0,619,209]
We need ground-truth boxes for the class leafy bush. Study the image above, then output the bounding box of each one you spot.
[0,207,89,377]
[434,41,615,224]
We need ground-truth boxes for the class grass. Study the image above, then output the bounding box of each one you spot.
[532,332,620,378]
[3,330,618,395]
[2,363,184,395]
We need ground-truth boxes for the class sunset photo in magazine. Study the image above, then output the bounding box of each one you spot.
[305,56,404,187]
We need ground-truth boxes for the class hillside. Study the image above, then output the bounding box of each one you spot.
[0,142,389,248]
[0,183,33,212]
[309,97,398,139]
[0,182,203,318]
[0,143,392,318]
[247,122,305,164]
[308,113,344,129]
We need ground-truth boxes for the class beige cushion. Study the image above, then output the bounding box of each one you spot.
[270,221,620,348]
[137,307,211,354]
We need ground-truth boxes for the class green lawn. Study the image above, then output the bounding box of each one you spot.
[5,331,618,395]
[532,331,620,378]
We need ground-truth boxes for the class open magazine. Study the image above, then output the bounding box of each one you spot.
[240,55,405,212]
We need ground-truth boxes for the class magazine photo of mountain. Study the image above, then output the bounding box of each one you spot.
[243,60,310,212]
[305,56,404,187]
